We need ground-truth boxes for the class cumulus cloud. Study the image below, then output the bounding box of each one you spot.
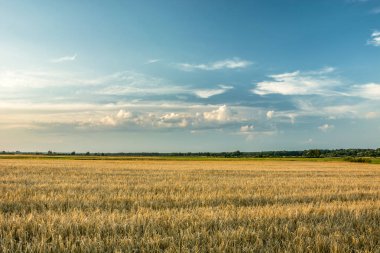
[178,58,252,71]
[203,105,233,122]
[116,109,133,119]
[99,116,118,126]
[159,113,189,128]
[51,54,77,63]
[318,124,334,132]
[69,104,244,130]
[98,109,133,127]
[252,67,340,96]
[368,31,380,46]
[266,110,274,119]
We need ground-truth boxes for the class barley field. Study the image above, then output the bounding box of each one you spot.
[0,158,379,252]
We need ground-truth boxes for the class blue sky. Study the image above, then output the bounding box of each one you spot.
[1,0,380,152]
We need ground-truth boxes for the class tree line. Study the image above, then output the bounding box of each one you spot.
[1,149,380,158]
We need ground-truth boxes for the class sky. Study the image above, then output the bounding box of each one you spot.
[1,0,380,152]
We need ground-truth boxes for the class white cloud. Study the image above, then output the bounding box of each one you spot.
[323,105,359,117]
[309,67,336,74]
[194,89,225,98]
[0,69,237,105]
[159,113,189,128]
[51,54,77,63]
[288,114,297,124]
[0,70,77,88]
[100,116,118,126]
[240,125,254,132]
[351,83,380,99]
[95,109,134,127]
[95,72,234,98]
[146,59,161,64]
[252,68,340,96]
[92,104,241,129]
[0,69,232,100]
[116,109,133,119]
[178,58,252,71]
[91,71,188,96]
[238,125,255,141]
[0,70,171,92]
[266,110,274,119]
[193,85,233,98]
[368,31,380,46]
[293,98,380,120]
[203,105,232,122]
[365,111,379,119]
[318,124,334,132]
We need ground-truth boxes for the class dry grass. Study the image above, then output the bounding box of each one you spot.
[0,159,380,252]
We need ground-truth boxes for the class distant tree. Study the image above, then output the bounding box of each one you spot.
[71,151,76,155]
[85,152,90,156]
[233,150,242,157]
[47,150,53,155]
[303,149,321,158]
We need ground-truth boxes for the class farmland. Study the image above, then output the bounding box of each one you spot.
[0,158,380,252]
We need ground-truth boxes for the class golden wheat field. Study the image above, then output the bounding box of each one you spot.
[0,158,380,252]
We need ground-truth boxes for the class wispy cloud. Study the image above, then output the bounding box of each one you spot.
[347,0,369,3]
[146,59,161,64]
[365,111,379,119]
[95,72,186,96]
[51,54,77,63]
[93,72,235,98]
[370,7,380,14]
[0,69,185,95]
[368,31,380,46]
[0,70,78,88]
[193,85,233,98]
[0,68,232,102]
[178,58,252,71]
[350,83,380,99]
[252,67,340,96]
[292,98,380,120]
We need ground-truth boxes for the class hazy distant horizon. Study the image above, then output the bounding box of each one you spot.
[1,0,380,152]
